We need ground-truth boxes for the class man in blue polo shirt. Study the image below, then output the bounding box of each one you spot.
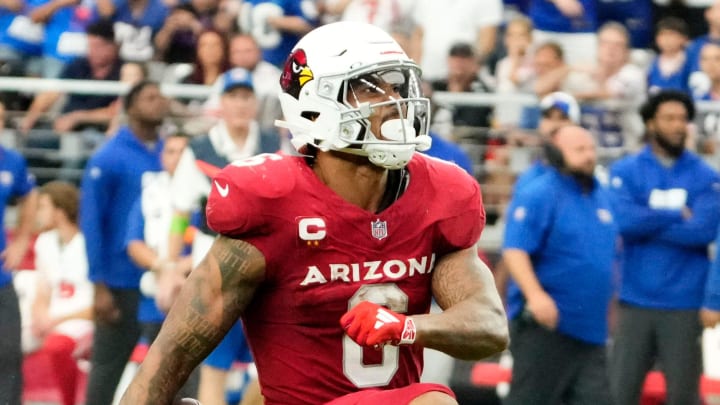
[608,90,720,405]
[503,125,618,405]
[80,80,168,405]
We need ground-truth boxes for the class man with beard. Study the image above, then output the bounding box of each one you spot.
[607,90,720,405]
[502,125,618,405]
[80,80,169,405]
[512,91,581,193]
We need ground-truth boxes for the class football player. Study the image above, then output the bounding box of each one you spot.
[120,21,508,405]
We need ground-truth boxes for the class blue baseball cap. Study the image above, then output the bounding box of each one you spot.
[540,92,580,124]
[221,68,254,93]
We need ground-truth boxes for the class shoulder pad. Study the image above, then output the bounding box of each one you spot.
[224,153,298,198]
[206,153,299,236]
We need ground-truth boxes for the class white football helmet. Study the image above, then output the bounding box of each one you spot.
[275,21,431,169]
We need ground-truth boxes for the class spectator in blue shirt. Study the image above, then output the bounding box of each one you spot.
[80,80,168,405]
[94,0,168,62]
[503,125,618,405]
[608,90,720,405]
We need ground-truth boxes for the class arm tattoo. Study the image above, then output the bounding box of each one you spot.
[169,305,224,354]
[130,236,265,404]
[432,251,477,309]
[212,236,265,314]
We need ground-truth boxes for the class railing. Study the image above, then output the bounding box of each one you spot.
[0,77,213,99]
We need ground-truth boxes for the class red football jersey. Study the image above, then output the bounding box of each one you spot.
[206,152,485,405]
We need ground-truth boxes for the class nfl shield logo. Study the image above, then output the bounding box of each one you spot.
[371,219,388,240]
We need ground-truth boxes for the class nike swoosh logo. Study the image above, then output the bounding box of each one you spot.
[214,180,229,197]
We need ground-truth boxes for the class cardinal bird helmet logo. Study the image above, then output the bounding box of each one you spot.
[281,49,314,99]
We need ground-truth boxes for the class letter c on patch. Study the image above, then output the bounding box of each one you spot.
[299,217,326,241]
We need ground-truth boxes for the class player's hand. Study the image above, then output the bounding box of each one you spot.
[340,301,416,347]
[526,290,559,330]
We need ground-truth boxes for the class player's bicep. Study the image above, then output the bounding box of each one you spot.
[167,236,266,339]
[431,245,500,311]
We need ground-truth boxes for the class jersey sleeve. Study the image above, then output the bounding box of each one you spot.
[205,153,296,238]
[429,159,486,253]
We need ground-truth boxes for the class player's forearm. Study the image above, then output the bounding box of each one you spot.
[121,236,265,404]
[121,265,232,404]
[414,285,507,360]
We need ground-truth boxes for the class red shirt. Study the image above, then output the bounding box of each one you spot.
[206,153,485,405]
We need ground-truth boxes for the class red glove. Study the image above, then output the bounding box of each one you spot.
[340,301,416,347]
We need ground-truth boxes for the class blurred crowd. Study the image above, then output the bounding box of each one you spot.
[2,0,720,404]
[4,0,720,212]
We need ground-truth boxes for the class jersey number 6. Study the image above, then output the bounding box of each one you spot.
[342,283,409,388]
